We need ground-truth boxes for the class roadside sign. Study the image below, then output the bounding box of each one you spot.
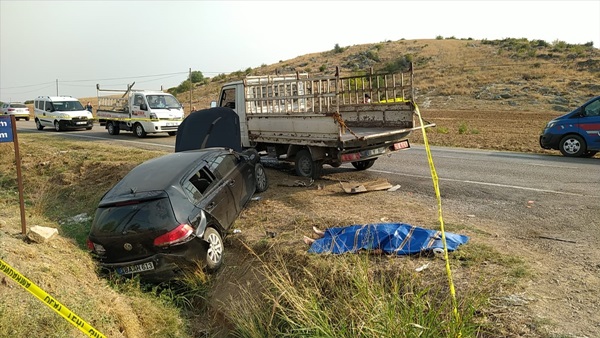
[0,115,26,234]
[0,115,14,142]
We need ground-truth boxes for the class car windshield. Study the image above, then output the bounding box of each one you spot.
[147,95,181,109]
[93,196,176,233]
[52,101,85,111]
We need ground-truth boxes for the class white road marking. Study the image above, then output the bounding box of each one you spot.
[369,169,594,197]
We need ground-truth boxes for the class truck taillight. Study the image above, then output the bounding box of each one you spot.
[341,153,361,162]
[154,224,194,247]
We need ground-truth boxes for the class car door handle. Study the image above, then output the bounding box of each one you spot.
[229,180,235,186]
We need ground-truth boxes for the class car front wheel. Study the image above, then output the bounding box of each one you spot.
[54,121,62,132]
[255,163,269,192]
[204,227,223,272]
[35,119,44,130]
[559,134,586,157]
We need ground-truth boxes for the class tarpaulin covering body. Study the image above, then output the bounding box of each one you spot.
[307,223,469,255]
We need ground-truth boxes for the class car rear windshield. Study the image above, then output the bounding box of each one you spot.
[93,196,177,234]
[10,104,26,108]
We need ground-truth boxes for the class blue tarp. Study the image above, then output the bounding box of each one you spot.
[307,223,469,255]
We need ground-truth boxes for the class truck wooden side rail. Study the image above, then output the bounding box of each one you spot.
[217,63,433,178]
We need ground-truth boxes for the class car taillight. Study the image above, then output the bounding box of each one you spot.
[7,108,14,112]
[86,238,94,250]
[153,224,194,247]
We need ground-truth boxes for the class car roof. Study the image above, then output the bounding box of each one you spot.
[103,148,232,198]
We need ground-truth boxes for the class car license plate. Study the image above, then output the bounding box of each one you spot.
[117,262,154,274]
[76,121,87,125]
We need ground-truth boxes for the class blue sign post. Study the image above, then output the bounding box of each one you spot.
[0,115,27,234]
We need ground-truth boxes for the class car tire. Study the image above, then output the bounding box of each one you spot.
[295,149,323,179]
[255,163,269,193]
[351,159,376,171]
[86,126,93,131]
[559,134,586,157]
[134,123,146,138]
[168,131,177,136]
[25,117,30,121]
[54,121,62,132]
[203,227,223,273]
[35,119,44,130]
[107,122,120,135]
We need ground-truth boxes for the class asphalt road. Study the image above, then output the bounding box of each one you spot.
[15,120,600,199]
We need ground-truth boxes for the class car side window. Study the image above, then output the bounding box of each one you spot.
[183,167,215,203]
[584,99,600,117]
[206,154,238,178]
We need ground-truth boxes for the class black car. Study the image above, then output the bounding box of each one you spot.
[86,147,268,281]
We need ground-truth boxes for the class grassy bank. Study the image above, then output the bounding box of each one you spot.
[0,134,533,337]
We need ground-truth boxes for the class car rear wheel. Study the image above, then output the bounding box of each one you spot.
[204,227,223,272]
[168,131,177,136]
[35,119,44,130]
[134,123,146,138]
[559,134,586,157]
[255,163,269,192]
[351,159,376,170]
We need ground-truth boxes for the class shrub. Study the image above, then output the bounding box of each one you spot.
[458,122,468,134]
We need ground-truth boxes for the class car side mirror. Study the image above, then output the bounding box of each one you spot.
[140,103,147,111]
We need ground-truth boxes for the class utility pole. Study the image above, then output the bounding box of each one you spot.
[189,68,192,114]
[56,79,59,96]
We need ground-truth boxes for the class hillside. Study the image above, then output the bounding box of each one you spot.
[177,38,599,114]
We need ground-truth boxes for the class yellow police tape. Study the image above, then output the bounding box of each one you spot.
[0,258,106,338]
[414,104,462,336]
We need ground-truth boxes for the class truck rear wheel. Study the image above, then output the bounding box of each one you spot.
[295,149,323,179]
[107,122,120,135]
[134,123,146,138]
[351,159,376,170]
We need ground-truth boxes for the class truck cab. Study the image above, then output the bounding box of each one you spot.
[539,96,600,157]
[96,88,184,138]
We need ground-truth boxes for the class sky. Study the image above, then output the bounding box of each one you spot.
[1,0,599,103]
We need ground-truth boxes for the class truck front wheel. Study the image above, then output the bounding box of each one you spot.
[134,123,146,138]
[107,122,120,135]
[559,134,586,157]
[295,149,323,179]
[351,159,376,170]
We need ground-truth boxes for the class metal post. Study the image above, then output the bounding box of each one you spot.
[189,68,192,113]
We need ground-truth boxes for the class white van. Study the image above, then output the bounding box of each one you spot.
[34,96,94,131]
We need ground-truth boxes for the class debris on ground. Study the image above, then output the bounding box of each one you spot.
[340,178,393,194]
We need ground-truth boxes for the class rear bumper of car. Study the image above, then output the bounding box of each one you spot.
[4,112,30,119]
[95,239,207,282]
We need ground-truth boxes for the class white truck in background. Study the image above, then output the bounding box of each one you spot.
[96,83,184,138]
[214,63,434,178]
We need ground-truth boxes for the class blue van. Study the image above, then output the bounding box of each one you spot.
[539,96,600,157]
